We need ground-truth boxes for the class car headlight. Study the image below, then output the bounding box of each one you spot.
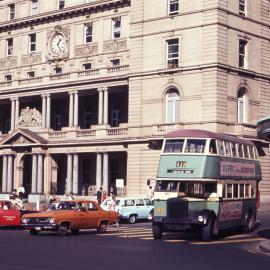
[46,218,55,224]
[21,217,29,224]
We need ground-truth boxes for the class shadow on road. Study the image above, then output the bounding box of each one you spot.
[257,229,270,239]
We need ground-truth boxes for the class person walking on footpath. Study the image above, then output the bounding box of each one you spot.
[18,185,25,200]
[109,194,119,230]
[96,187,102,204]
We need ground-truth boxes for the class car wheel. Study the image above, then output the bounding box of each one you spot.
[30,229,39,235]
[202,216,215,242]
[71,229,79,234]
[58,223,69,237]
[97,221,108,233]
[152,225,163,240]
[128,215,136,224]
[244,211,255,233]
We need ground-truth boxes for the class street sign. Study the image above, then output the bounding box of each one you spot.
[116,179,124,188]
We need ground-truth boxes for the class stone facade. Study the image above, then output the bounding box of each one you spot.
[0,0,269,200]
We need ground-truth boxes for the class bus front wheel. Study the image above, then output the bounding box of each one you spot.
[202,216,217,242]
[152,225,163,240]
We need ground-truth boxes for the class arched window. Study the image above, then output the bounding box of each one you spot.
[165,88,180,123]
[237,88,247,123]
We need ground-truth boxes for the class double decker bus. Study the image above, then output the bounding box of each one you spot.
[152,129,261,241]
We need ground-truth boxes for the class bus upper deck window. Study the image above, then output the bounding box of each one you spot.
[238,144,244,158]
[248,145,255,159]
[225,141,231,156]
[243,145,249,158]
[231,143,237,157]
[217,140,225,155]
[185,139,206,153]
[209,139,217,154]
[164,139,184,153]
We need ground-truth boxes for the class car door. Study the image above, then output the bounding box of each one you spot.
[135,199,146,219]
[0,207,21,226]
[85,202,101,228]
[72,202,88,229]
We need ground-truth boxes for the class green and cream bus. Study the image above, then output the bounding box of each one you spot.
[152,129,261,241]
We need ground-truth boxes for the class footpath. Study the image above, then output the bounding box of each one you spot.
[257,201,270,254]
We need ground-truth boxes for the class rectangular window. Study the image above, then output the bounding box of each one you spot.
[83,63,92,70]
[238,144,244,158]
[239,0,246,16]
[84,23,92,43]
[184,139,206,154]
[231,143,237,157]
[54,67,62,74]
[31,0,39,15]
[111,59,120,66]
[217,140,225,155]
[248,145,255,159]
[224,141,231,156]
[233,184,239,198]
[9,4,15,20]
[239,184,245,198]
[27,71,35,78]
[167,38,179,68]
[112,17,121,39]
[226,184,233,199]
[83,112,91,129]
[29,33,36,52]
[164,139,184,153]
[239,39,247,68]
[6,38,13,56]
[59,0,65,10]
[168,0,179,16]
[5,74,12,81]
[243,144,249,158]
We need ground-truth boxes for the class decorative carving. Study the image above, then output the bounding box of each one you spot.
[0,57,17,70]
[16,107,42,128]
[46,25,70,63]
[74,44,98,57]
[13,135,32,144]
[22,53,42,66]
[103,39,127,53]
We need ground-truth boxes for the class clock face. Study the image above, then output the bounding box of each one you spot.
[51,34,65,55]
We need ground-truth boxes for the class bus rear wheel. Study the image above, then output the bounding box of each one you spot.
[152,225,163,240]
[244,211,255,233]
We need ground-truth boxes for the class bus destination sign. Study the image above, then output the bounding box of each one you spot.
[220,161,255,177]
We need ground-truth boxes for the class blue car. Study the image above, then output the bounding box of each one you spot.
[116,198,154,224]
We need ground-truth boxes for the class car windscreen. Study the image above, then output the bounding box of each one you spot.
[57,202,76,210]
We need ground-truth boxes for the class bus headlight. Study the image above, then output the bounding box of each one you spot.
[197,216,204,223]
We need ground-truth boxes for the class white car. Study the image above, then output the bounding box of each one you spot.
[100,198,114,211]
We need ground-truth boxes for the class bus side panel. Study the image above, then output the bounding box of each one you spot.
[188,201,219,217]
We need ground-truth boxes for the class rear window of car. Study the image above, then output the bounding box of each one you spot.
[144,199,153,206]
[123,199,135,206]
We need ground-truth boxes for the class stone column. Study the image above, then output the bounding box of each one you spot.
[73,91,79,127]
[96,153,102,189]
[15,97,19,128]
[98,88,103,125]
[2,155,8,192]
[103,153,109,194]
[31,154,37,193]
[7,155,13,192]
[46,94,51,129]
[66,154,73,194]
[10,98,15,131]
[103,88,108,125]
[69,91,74,127]
[41,94,46,128]
[37,154,43,194]
[72,154,79,194]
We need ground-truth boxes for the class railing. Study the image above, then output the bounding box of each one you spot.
[77,129,96,137]
[19,77,43,85]
[107,127,128,136]
[107,65,129,73]
[49,131,67,139]
[0,81,12,87]
[49,73,70,80]
[0,134,8,141]
[78,69,100,77]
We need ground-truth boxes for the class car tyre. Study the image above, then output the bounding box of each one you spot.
[128,214,137,224]
[97,221,108,233]
[152,225,163,240]
[244,211,255,233]
[30,229,39,235]
[58,223,69,237]
[202,216,215,242]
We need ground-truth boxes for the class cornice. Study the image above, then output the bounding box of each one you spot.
[0,0,130,33]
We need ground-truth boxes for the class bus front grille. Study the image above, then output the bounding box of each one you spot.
[167,198,188,219]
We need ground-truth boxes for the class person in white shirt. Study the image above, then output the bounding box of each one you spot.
[18,185,25,200]
[109,195,119,230]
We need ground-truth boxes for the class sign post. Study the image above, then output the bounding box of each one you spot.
[116,179,124,197]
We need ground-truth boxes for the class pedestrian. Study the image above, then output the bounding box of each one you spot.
[102,191,107,202]
[10,189,18,200]
[18,185,25,200]
[96,187,102,204]
[109,195,119,230]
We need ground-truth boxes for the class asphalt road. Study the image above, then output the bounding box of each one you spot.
[0,211,270,270]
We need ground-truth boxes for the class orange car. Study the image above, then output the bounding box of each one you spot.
[22,200,118,236]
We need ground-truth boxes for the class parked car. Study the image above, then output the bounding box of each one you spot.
[116,197,154,224]
[100,198,114,211]
[22,200,118,236]
[0,200,35,227]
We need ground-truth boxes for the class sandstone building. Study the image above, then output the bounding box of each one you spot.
[0,0,270,201]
